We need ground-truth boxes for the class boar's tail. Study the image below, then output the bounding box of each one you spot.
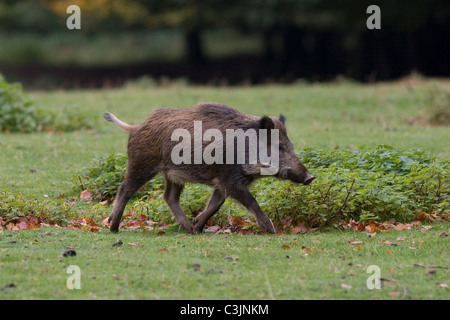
[103,112,136,132]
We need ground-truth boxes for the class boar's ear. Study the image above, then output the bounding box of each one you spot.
[260,116,275,130]
[279,114,286,124]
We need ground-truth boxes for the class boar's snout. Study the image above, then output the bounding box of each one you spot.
[282,161,315,185]
[302,173,315,185]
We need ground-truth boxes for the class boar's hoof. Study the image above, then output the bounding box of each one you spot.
[181,223,195,234]
[193,226,203,234]
[258,219,276,234]
[191,217,207,234]
[107,214,120,233]
[191,219,201,233]
[193,224,205,234]
[263,224,277,234]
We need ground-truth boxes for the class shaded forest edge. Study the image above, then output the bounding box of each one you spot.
[3,24,449,89]
[1,0,449,89]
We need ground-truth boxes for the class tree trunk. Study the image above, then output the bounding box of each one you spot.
[186,28,205,64]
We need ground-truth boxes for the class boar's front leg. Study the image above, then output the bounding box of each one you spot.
[163,179,194,234]
[229,187,276,234]
[192,188,226,233]
[109,169,156,233]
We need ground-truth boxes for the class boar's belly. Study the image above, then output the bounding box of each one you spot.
[165,169,214,185]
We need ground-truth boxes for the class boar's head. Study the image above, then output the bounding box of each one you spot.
[260,115,315,185]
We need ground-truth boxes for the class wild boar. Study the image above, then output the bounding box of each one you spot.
[104,103,314,234]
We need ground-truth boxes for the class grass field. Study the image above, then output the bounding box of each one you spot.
[1,80,449,300]
[1,224,449,300]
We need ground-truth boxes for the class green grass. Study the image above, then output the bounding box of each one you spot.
[0,81,449,299]
[1,223,449,299]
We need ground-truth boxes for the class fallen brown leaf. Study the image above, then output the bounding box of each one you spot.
[137,214,147,222]
[420,226,433,232]
[290,222,312,234]
[347,240,363,245]
[415,211,428,221]
[389,291,401,297]
[80,189,92,201]
[128,242,141,247]
[205,225,221,233]
[393,223,406,231]
[302,246,312,253]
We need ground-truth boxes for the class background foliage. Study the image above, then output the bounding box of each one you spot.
[1,0,449,88]
[0,74,97,132]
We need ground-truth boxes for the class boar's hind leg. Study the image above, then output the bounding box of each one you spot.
[192,188,226,233]
[229,188,276,234]
[164,179,194,234]
[108,170,156,233]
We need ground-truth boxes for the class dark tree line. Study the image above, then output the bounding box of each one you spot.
[1,0,449,83]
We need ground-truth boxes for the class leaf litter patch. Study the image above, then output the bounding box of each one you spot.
[2,209,449,238]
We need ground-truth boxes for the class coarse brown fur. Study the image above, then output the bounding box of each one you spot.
[105,103,314,234]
